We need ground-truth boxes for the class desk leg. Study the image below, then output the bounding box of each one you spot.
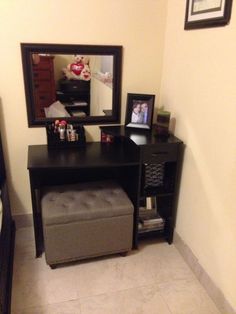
[118,164,141,250]
[29,174,44,257]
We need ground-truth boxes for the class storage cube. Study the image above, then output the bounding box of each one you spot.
[41,180,134,267]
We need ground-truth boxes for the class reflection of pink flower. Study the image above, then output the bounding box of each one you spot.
[60,120,67,126]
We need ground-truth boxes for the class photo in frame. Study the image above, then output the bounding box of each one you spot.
[125,93,155,130]
[185,0,233,29]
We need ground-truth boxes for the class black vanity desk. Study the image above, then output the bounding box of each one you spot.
[28,141,140,257]
[28,127,183,258]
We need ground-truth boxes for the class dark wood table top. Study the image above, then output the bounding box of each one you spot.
[100,125,183,146]
[28,141,139,170]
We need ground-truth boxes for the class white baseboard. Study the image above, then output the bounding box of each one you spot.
[174,231,236,314]
[13,213,33,229]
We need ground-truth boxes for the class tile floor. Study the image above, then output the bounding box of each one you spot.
[12,227,221,314]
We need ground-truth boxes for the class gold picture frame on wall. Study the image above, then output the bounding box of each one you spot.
[185,0,233,29]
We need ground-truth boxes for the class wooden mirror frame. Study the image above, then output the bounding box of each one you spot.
[21,43,122,127]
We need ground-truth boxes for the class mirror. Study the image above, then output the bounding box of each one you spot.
[21,43,122,127]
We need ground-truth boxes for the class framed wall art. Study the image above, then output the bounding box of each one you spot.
[125,93,155,130]
[185,0,233,30]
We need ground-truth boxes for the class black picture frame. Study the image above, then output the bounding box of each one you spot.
[125,93,155,130]
[21,43,122,127]
[185,0,233,30]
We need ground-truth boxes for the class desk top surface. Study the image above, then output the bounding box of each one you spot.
[28,141,139,170]
[100,126,182,146]
[28,127,183,170]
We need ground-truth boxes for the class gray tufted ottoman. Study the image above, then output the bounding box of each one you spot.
[41,180,134,267]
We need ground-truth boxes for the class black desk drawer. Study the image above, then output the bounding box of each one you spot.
[141,144,178,163]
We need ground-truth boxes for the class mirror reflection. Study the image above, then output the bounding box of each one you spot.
[32,53,113,119]
[21,44,122,126]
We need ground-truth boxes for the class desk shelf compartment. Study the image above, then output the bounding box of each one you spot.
[138,194,174,241]
[138,206,165,235]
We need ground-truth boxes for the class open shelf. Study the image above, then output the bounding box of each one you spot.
[138,198,165,235]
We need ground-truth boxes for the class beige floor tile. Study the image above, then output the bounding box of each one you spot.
[137,240,195,284]
[12,276,50,311]
[12,229,79,311]
[13,253,49,284]
[74,240,194,299]
[79,285,171,314]
[12,263,79,311]
[158,278,221,314]
[12,227,221,314]
[75,251,157,298]
[12,299,81,314]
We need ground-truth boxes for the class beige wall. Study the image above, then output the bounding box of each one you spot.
[90,77,112,116]
[160,1,236,309]
[0,0,167,214]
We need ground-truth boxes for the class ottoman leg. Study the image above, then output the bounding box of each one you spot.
[50,264,57,269]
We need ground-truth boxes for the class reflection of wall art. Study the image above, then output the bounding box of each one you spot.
[185,0,233,30]
[125,93,155,130]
